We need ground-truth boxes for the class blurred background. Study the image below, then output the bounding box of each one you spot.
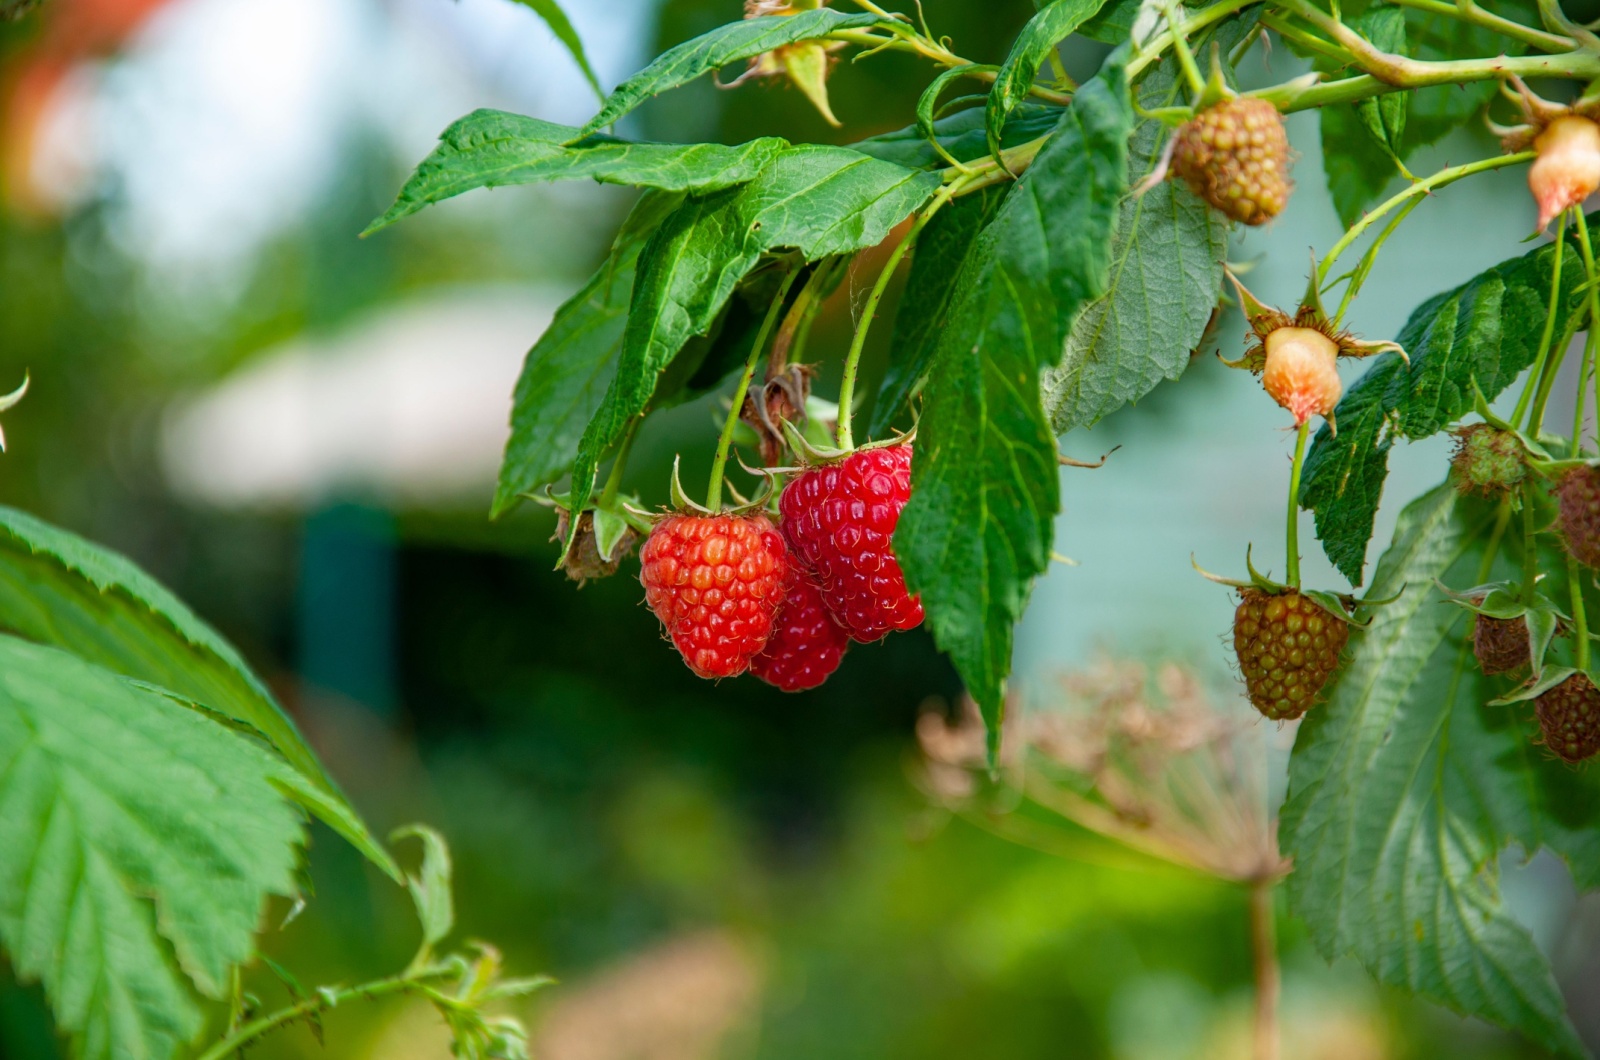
[1,0,1598,1056]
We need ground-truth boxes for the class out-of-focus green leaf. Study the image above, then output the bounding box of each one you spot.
[563,148,940,550]
[1301,231,1584,584]
[872,187,1010,436]
[507,0,605,101]
[574,10,888,139]
[1282,484,1596,1058]
[0,636,306,1060]
[393,825,455,951]
[985,0,1108,163]
[1043,65,1228,432]
[493,192,681,517]
[852,103,1062,171]
[365,111,781,234]
[898,63,1132,747]
[0,505,400,882]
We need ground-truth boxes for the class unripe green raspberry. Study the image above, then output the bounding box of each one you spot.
[1171,98,1291,225]
[1450,425,1527,497]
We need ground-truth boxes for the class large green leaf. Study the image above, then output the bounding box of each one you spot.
[365,110,782,235]
[492,192,681,517]
[574,10,887,139]
[1042,68,1228,432]
[563,148,940,549]
[898,64,1132,739]
[1301,232,1584,584]
[0,506,399,881]
[852,103,1063,172]
[871,187,1010,436]
[507,0,604,101]
[0,635,307,1060]
[1282,484,1596,1057]
[985,0,1108,164]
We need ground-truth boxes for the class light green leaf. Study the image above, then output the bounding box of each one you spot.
[507,0,604,101]
[493,191,681,517]
[985,0,1108,165]
[563,147,940,548]
[872,187,1009,436]
[365,110,782,235]
[393,825,455,951]
[574,10,888,140]
[898,63,1132,743]
[1042,66,1228,433]
[0,635,307,1060]
[1282,484,1594,1057]
[0,505,400,882]
[1301,229,1585,584]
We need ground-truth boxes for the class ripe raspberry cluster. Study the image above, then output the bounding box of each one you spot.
[639,444,922,691]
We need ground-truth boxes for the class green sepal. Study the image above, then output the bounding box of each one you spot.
[1192,544,1383,626]
[1488,665,1578,707]
[1470,379,1552,461]
[538,486,653,539]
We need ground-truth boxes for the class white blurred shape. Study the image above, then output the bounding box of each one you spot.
[162,286,562,508]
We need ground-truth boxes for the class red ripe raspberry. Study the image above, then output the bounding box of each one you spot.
[639,513,787,679]
[778,444,922,642]
[750,569,850,692]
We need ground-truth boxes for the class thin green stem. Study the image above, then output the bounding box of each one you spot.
[1163,0,1207,95]
[1247,50,1600,113]
[836,180,964,449]
[197,971,456,1060]
[598,419,638,508]
[1522,488,1539,603]
[1126,0,1261,79]
[1514,214,1569,429]
[1318,153,1536,293]
[1387,0,1571,51]
[1572,207,1600,458]
[1258,13,1355,66]
[1333,197,1422,326]
[826,29,1074,104]
[1572,559,1592,672]
[1286,419,1311,590]
[706,268,801,511]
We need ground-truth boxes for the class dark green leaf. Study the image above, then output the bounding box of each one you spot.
[1042,66,1228,432]
[574,10,887,139]
[1282,484,1594,1057]
[852,103,1062,171]
[0,636,306,1060]
[872,187,1009,436]
[1319,6,1408,226]
[1301,232,1584,584]
[365,110,781,234]
[985,0,1109,164]
[898,64,1133,739]
[1076,0,1142,44]
[508,0,604,101]
[0,505,399,882]
[564,148,940,547]
[493,192,681,517]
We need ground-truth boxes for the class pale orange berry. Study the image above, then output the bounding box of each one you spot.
[1261,326,1341,424]
[1529,115,1600,230]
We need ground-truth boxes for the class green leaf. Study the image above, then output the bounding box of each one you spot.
[0,635,307,1060]
[1042,66,1228,432]
[1282,484,1594,1057]
[493,191,681,517]
[507,0,604,101]
[574,10,888,140]
[871,187,1010,436]
[365,110,783,235]
[852,103,1063,171]
[1319,5,1408,226]
[393,825,455,951]
[1301,231,1585,584]
[1075,0,1144,44]
[0,505,400,882]
[985,0,1108,165]
[563,147,940,547]
[898,63,1132,742]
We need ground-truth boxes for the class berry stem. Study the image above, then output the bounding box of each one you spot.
[599,418,638,509]
[1161,0,1207,96]
[1570,206,1600,458]
[1317,153,1536,298]
[1514,211,1569,430]
[1520,487,1539,606]
[706,267,801,512]
[1570,559,1592,673]
[1248,877,1281,1060]
[1386,0,1571,52]
[835,178,964,451]
[1285,419,1311,591]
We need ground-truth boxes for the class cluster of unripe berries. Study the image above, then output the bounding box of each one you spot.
[638,444,921,692]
